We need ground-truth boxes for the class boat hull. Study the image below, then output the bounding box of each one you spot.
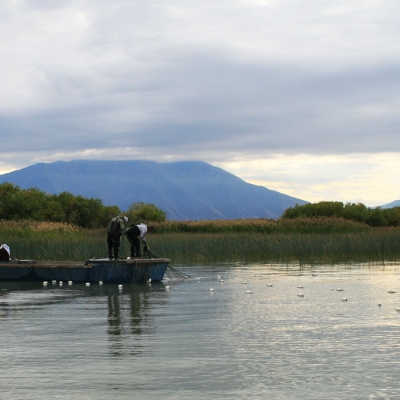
[0,258,170,284]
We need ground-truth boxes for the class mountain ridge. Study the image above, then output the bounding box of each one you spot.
[0,160,308,220]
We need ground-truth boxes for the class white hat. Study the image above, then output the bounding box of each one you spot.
[123,217,128,223]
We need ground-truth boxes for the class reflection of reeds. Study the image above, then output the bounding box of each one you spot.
[1,218,400,263]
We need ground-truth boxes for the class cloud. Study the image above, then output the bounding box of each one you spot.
[1,0,400,204]
[217,153,400,206]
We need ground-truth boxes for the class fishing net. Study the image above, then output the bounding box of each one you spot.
[164,265,192,280]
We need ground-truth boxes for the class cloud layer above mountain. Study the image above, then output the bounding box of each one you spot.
[1,0,400,205]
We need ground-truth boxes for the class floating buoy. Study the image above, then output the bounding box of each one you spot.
[68,281,73,286]
[197,277,201,281]
[85,282,90,287]
[217,275,221,279]
[342,297,347,301]
[220,279,224,282]
[59,281,63,286]
[266,284,273,287]
[99,281,103,285]
[243,281,248,284]
[52,280,57,285]
[337,288,344,292]
[165,286,170,290]
[43,281,48,286]
[148,278,152,283]
[245,290,252,294]
[388,290,396,294]
[118,284,123,289]
[209,288,214,292]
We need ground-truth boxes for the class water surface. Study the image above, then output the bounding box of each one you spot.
[1,262,400,399]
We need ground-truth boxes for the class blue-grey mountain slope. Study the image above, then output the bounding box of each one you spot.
[379,200,400,209]
[0,160,307,220]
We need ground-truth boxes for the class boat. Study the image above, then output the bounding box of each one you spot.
[0,257,170,284]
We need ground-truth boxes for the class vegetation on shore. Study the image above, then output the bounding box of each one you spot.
[282,201,400,227]
[1,188,400,263]
[0,183,167,229]
[1,218,400,264]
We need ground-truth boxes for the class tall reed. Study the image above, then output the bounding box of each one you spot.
[1,219,399,263]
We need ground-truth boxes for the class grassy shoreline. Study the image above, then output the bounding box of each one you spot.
[1,218,400,263]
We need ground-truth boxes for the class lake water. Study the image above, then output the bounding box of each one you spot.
[1,262,400,399]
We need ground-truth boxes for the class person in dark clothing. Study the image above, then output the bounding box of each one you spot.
[107,216,128,259]
[0,244,10,261]
[125,223,149,257]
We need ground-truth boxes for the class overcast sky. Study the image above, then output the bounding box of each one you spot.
[1,0,400,206]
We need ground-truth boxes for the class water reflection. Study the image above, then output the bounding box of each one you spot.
[0,264,400,399]
[106,283,168,357]
[0,281,170,359]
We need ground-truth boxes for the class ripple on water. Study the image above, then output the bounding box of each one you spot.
[0,263,400,399]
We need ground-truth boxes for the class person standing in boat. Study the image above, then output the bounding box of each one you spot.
[125,223,150,257]
[0,244,11,261]
[107,216,128,259]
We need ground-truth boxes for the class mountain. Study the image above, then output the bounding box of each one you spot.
[379,200,400,209]
[0,160,307,220]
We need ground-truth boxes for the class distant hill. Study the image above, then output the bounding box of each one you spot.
[0,160,308,220]
[379,200,400,209]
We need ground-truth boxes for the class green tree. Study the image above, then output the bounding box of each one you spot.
[125,202,167,223]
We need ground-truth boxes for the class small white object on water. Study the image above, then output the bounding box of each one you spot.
[118,284,123,289]
[68,281,73,286]
[43,281,48,286]
[99,281,103,285]
[209,288,214,292]
[59,281,63,286]
[217,275,221,279]
[165,285,170,290]
[197,277,201,281]
[220,279,224,282]
[243,281,248,284]
[52,280,57,285]
[245,290,252,294]
[337,288,344,292]
[147,278,152,283]
[342,297,348,301]
[86,282,90,287]
[388,290,396,294]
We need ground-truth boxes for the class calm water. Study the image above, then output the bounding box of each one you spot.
[1,262,400,399]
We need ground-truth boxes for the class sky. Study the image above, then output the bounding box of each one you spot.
[1,0,400,206]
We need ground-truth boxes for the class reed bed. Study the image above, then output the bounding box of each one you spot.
[1,218,399,263]
[148,217,370,234]
[149,230,400,263]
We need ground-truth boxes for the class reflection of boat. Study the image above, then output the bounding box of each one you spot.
[0,258,170,284]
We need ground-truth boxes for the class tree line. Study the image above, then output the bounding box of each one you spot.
[0,183,167,229]
[282,201,400,227]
